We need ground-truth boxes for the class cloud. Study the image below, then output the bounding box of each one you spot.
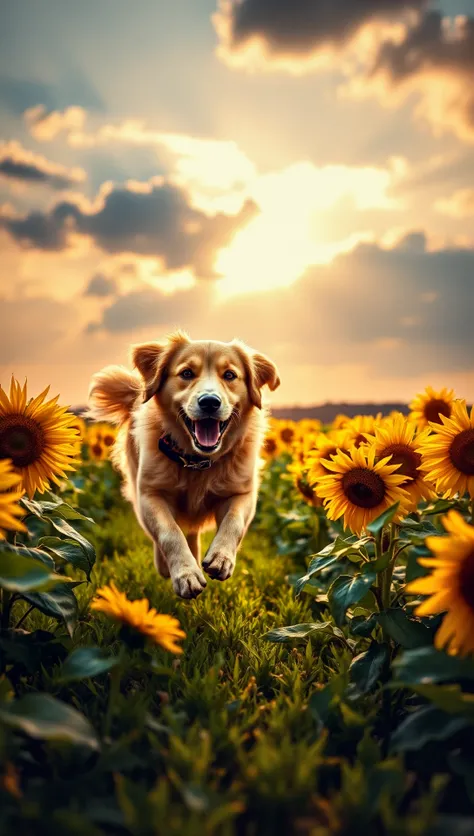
[24,104,87,141]
[213,0,426,70]
[83,273,118,297]
[213,3,474,144]
[362,12,474,143]
[86,283,210,334]
[0,140,86,190]
[0,178,259,279]
[435,188,474,218]
[88,234,474,382]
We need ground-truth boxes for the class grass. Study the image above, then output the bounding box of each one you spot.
[2,469,474,835]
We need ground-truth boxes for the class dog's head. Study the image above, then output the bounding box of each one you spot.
[132,331,280,455]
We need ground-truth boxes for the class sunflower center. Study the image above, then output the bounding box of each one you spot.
[264,437,277,455]
[459,550,474,611]
[91,443,103,458]
[0,414,45,468]
[342,468,386,509]
[381,442,421,485]
[353,434,367,448]
[296,478,315,501]
[450,429,474,475]
[424,398,451,424]
[280,428,294,444]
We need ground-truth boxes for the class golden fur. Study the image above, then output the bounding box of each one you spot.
[88,331,280,598]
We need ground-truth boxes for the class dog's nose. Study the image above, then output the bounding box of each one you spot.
[198,394,221,414]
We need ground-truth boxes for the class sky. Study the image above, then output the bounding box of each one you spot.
[0,0,473,407]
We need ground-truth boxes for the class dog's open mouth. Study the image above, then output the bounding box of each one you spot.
[183,416,231,452]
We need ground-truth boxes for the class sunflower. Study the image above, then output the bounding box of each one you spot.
[331,414,350,431]
[307,430,353,482]
[287,458,323,507]
[261,428,283,461]
[365,413,435,510]
[91,582,185,653]
[345,414,383,448]
[0,459,26,541]
[86,424,112,462]
[0,378,80,497]
[313,445,409,535]
[407,511,474,655]
[273,419,297,448]
[294,419,322,440]
[409,386,455,429]
[417,400,474,498]
[100,423,117,448]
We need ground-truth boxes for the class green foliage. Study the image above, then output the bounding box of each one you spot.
[1,457,474,834]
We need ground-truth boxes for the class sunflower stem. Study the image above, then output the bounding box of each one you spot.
[1,590,12,629]
[15,604,35,631]
[104,647,126,740]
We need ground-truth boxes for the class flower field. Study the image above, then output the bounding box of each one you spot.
[1,377,474,834]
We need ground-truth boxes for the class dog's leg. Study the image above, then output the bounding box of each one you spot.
[139,493,207,599]
[153,542,170,578]
[202,492,256,581]
[186,531,201,564]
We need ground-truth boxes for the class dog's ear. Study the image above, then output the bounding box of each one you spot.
[131,330,189,402]
[233,341,280,410]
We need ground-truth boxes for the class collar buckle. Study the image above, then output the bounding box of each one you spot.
[159,434,213,470]
[184,458,212,470]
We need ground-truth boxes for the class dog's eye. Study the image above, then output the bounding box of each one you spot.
[179,368,195,380]
[223,370,237,381]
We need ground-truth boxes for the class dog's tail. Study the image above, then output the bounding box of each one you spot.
[87,366,143,425]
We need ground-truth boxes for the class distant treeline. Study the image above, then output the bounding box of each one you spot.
[272,403,410,423]
[73,402,411,422]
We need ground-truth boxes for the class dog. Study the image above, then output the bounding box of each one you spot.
[87,331,280,598]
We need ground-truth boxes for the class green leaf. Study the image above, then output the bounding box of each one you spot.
[39,536,94,580]
[294,536,371,594]
[423,497,461,516]
[0,630,67,674]
[328,572,377,626]
[390,705,471,753]
[264,621,343,643]
[349,614,377,637]
[57,647,119,683]
[366,502,400,535]
[378,608,432,649]
[0,548,62,592]
[49,518,96,570]
[22,583,79,636]
[405,545,431,582]
[400,518,439,540]
[21,494,94,524]
[407,683,474,717]
[393,646,474,685]
[0,542,55,569]
[294,554,340,594]
[43,492,94,523]
[349,642,389,695]
[309,674,346,726]
[0,693,99,749]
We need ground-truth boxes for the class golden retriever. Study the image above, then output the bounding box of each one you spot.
[87,331,280,598]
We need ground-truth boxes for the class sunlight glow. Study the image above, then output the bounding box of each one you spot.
[216,161,393,297]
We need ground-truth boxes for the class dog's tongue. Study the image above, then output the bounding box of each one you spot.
[194,418,220,448]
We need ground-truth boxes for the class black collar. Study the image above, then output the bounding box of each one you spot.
[158,433,212,470]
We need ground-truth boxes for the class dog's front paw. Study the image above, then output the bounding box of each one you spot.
[172,565,207,599]
[202,550,235,581]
